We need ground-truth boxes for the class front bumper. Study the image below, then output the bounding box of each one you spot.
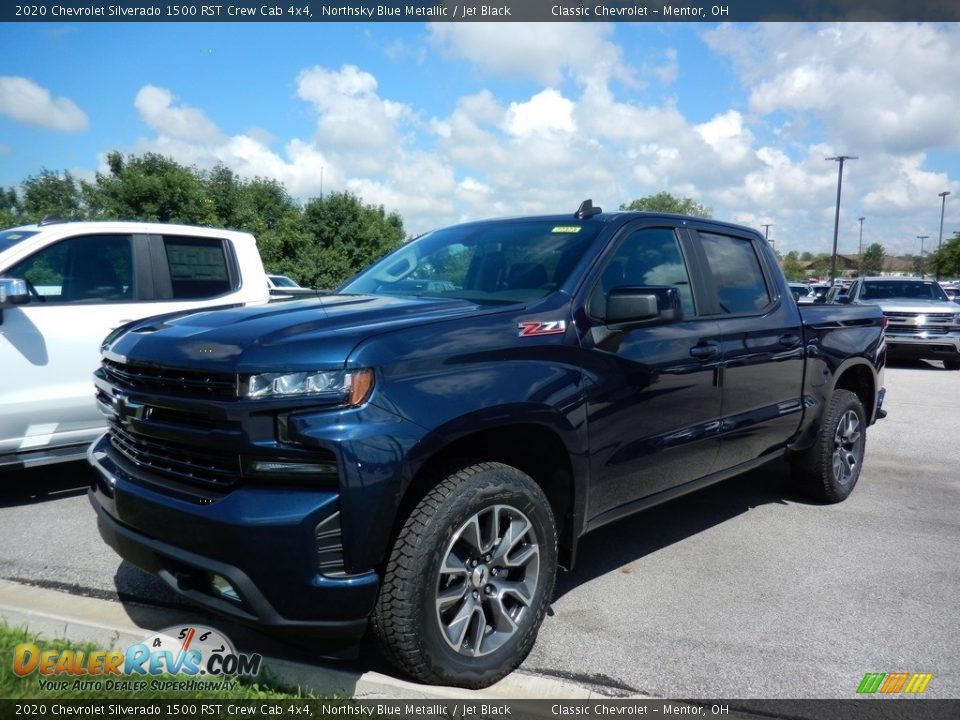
[884,332,960,360]
[87,434,377,638]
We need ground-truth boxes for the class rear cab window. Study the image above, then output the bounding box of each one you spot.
[162,236,236,300]
[697,231,773,315]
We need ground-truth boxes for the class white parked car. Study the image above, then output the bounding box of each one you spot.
[0,220,270,468]
[788,282,818,304]
[267,273,316,297]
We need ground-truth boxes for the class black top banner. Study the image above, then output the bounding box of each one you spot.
[3,0,959,23]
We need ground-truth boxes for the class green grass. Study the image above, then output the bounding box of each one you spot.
[0,620,321,700]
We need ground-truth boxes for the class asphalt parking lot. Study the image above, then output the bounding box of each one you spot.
[1,359,958,699]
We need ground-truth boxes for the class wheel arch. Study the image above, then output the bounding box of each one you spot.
[396,417,584,571]
[831,359,877,423]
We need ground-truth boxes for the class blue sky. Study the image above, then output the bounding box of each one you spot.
[2,21,958,258]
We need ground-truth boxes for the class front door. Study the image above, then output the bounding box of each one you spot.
[581,225,723,525]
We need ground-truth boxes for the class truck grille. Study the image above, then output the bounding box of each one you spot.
[103,359,237,399]
[108,420,240,489]
[883,311,956,335]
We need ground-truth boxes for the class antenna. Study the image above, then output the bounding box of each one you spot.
[575,199,602,219]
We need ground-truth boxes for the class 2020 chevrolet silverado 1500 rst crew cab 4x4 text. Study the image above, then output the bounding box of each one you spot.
[88,203,886,688]
[0,220,269,469]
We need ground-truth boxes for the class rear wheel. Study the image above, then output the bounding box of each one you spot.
[373,462,557,688]
[790,389,866,503]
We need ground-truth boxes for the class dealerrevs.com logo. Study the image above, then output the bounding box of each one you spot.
[13,625,262,692]
[856,672,934,695]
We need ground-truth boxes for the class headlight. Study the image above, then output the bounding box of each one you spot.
[244,368,374,406]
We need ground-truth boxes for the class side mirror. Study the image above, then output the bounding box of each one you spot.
[791,290,802,302]
[835,294,851,304]
[605,286,683,325]
[0,278,30,308]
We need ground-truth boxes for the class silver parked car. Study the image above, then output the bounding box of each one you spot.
[843,276,960,369]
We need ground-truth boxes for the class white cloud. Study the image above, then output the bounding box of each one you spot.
[106,25,958,258]
[705,23,960,153]
[503,89,576,137]
[427,22,631,86]
[695,111,755,165]
[134,85,222,143]
[297,64,409,151]
[0,76,87,132]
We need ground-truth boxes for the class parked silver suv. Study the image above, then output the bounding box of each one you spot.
[844,276,960,369]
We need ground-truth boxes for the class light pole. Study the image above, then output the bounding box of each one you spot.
[918,235,929,278]
[936,191,950,281]
[826,155,857,280]
[762,224,774,252]
[857,216,865,276]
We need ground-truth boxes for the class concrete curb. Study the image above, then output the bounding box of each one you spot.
[0,579,621,700]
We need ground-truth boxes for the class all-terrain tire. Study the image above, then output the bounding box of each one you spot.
[790,389,867,503]
[372,462,557,688]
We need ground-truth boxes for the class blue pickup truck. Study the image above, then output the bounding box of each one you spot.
[88,202,885,688]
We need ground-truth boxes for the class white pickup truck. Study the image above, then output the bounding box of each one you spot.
[0,220,270,468]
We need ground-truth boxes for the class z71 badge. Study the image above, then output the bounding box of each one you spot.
[518,320,567,337]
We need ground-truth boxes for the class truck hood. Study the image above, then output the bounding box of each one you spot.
[105,293,503,371]
[859,298,960,313]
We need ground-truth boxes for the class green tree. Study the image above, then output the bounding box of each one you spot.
[301,191,405,290]
[930,234,960,279]
[0,187,20,229]
[861,243,886,276]
[799,251,814,262]
[620,191,712,218]
[906,254,927,277]
[3,153,410,290]
[808,253,832,279]
[19,170,86,222]
[84,152,216,224]
[780,251,807,281]
[199,165,312,282]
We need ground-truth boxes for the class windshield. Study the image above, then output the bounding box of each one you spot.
[340,220,602,304]
[860,280,950,301]
[0,229,38,255]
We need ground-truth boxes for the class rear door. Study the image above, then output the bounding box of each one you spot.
[690,228,805,469]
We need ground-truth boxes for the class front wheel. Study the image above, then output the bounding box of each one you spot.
[372,462,557,688]
[790,389,867,503]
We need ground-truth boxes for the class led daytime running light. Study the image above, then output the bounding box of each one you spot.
[245,368,374,406]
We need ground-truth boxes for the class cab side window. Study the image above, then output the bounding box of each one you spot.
[698,232,772,315]
[6,235,134,303]
[594,227,696,317]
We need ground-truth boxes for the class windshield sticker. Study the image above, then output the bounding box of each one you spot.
[518,320,567,337]
[551,226,582,233]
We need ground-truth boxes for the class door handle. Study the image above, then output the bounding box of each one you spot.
[779,334,801,348]
[689,342,720,360]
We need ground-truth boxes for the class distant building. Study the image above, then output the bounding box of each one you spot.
[880,256,914,276]
[799,254,916,279]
